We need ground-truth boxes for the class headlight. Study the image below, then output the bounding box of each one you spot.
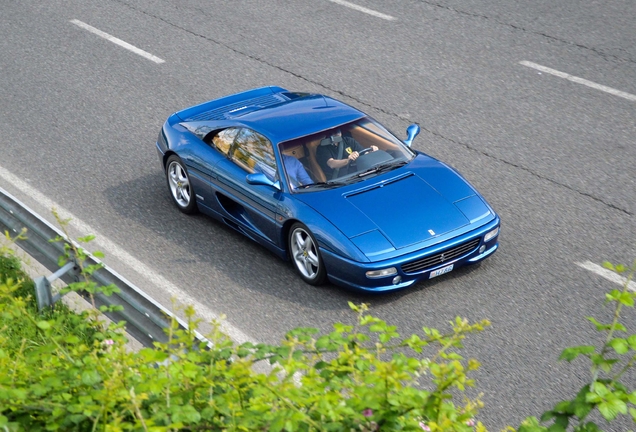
[484,227,499,243]
[366,267,397,279]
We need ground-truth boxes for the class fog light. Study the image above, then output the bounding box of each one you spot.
[392,275,402,285]
[366,267,397,279]
[479,245,486,254]
[484,227,499,242]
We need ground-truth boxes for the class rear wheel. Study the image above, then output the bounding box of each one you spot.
[288,223,326,285]
[166,155,197,214]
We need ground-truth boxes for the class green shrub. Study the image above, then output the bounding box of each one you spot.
[0,278,488,431]
[0,236,99,355]
[0,226,634,432]
[0,223,489,431]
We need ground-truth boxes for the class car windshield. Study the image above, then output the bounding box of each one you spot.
[278,117,415,192]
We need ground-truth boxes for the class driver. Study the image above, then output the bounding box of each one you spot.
[315,128,378,179]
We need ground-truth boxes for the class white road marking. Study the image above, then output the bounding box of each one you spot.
[0,164,255,344]
[576,261,636,292]
[520,61,636,102]
[327,0,396,21]
[71,19,165,64]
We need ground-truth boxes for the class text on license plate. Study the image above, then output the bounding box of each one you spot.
[429,264,454,279]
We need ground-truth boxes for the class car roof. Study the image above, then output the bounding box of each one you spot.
[181,91,366,144]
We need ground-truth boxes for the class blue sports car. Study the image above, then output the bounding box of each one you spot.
[156,86,500,292]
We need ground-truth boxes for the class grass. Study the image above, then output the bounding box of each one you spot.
[0,252,99,352]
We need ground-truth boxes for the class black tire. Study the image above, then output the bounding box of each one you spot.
[165,155,198,214]
[288,222,326,285]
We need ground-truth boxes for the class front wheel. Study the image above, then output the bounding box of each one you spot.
[166,155,197,214]
[288,223,326,285]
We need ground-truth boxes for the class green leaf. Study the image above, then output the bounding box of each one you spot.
[69,414,86,424]
[600,358,619,373]
[553,414,569,429]
[601,261,615,271]
[81,370,102,386]
[613,322,627,332]
[37,320,51,330]
[547,423,565,432]
[540,411,557,422]
[586,317,611,331]
[608,338,629,354]
[554,401,572,413]
[591,382,609,397]
[99,284,121,296]
[607,290,635,307]
[559,346,595,362]
[572,397,593,419]
[314,361,328,370]
[597,399,626,421]
[598,402,615,421]
[627,335,636,350]
[369,324,384,333]
[64,335,80,344]
[617,291,634,306]
[579,422,601,432]
[518,416,547,432]
[270,415,286,432]
[379,333,393,343]
[170,404,201,423]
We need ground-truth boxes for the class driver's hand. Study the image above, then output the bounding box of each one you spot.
[371,145,378,152]
[348,151,359,162]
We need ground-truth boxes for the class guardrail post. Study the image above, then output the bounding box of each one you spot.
[1,186,198,346]
[34,261,78,311]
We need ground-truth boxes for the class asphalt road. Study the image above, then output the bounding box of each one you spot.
[1,1,635,429]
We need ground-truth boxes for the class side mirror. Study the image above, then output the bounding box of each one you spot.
[246,173,281,190]
[404,124,420,147]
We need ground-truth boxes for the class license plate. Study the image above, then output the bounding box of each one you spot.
[429,264,454,279]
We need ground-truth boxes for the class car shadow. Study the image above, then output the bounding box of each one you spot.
[103,172,484,312]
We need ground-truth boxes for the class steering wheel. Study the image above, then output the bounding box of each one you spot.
[350,147,373,168]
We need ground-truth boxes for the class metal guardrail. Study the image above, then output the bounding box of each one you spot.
[0,186,188,348]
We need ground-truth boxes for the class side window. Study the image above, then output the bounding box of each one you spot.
[231,129,277,181]
[212,128,239,155]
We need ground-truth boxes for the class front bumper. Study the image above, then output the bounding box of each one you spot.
[321,217,500,292]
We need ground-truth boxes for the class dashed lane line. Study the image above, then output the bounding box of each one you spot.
[327,0,396,21]
[71,19,165,64]
[520,61,636,102]
[577,261,636,292]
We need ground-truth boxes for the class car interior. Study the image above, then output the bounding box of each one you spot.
[280,123,403,184]
[205,121,405,187]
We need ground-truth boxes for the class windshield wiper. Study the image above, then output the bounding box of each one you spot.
[298,180,345,190]
[356,160,408,177]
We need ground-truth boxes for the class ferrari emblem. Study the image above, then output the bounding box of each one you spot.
[346,147,352,154]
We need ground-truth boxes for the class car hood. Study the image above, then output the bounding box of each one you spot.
[296,155,494,253]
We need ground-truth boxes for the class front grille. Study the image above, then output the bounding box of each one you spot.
[187,94,288,121]
[401,238,481,274]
